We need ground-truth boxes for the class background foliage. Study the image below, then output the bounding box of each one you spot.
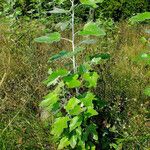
[0,0,150,21]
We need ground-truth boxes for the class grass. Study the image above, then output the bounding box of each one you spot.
[0,19,150,149]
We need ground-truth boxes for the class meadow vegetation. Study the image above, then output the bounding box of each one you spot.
[0,0,150,149]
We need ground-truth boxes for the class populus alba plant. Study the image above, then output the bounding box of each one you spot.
[35,0,106,149]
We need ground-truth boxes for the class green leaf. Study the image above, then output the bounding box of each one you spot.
[64,74,81,88]
[144,87,150,96]
[44,69,68,86]
[39,93,59,110]
[39,82,64,111]
[90,53,111,60]
[76,127,82,136]
[49,7,69,14]
[78,139,86,149]
[34,32,61,43]
[65,47,85,58]
[85,107,98,117]
[66,79,81,88]
[69,105,83,115]
[78,64,88,75]
[83,72,99,88]
[70,135,77,148]
[79,22,106,36]
[79,92,96,107]
[48,50,68,62]
[51,116,70,137]
[69,116,82,132]
[58,137,70,149]
[129,12,150,24]
[80,0,104,8]
[65,97,80,112]
[55,0,66,4]
[49,47,85,62]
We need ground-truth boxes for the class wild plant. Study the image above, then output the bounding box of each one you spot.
[34,0,109,149]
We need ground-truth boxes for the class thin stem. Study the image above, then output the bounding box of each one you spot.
[71,0,76,73]
[61,37,72,43]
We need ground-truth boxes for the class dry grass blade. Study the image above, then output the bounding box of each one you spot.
[0,73,7,88]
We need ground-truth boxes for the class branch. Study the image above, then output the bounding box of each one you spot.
[61,37,72,43]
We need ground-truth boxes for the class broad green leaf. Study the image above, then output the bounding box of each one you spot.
[76,127,82,136]
[90,53,111,60]
[91,145,96,150]
[49,7,69,14]
[78,63,92,75]
[49,47,85,62]
[64,74,81,88]
[144,87,150,96]
[91,57,101,64]
[64,47,85,58]
[78,139,86,149]
[80,0,104,8]
[65,97,80,113]
[69,105,83,115]
[66,79,81,88]
[83,72,99,88]
[85,107,98,117]
[39,82,64,111]
[48,50,68,62]
[69,116,82,132]
[78,64,89,75]
[70,135,77,148]
[34,32,61,44]
[39,93,59,110]
[44,69,68,86]
[129,12,150,24]
[58,137,70,149]
[79,22,106,36]
[79,92,96,107]
[51,116,70,137]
